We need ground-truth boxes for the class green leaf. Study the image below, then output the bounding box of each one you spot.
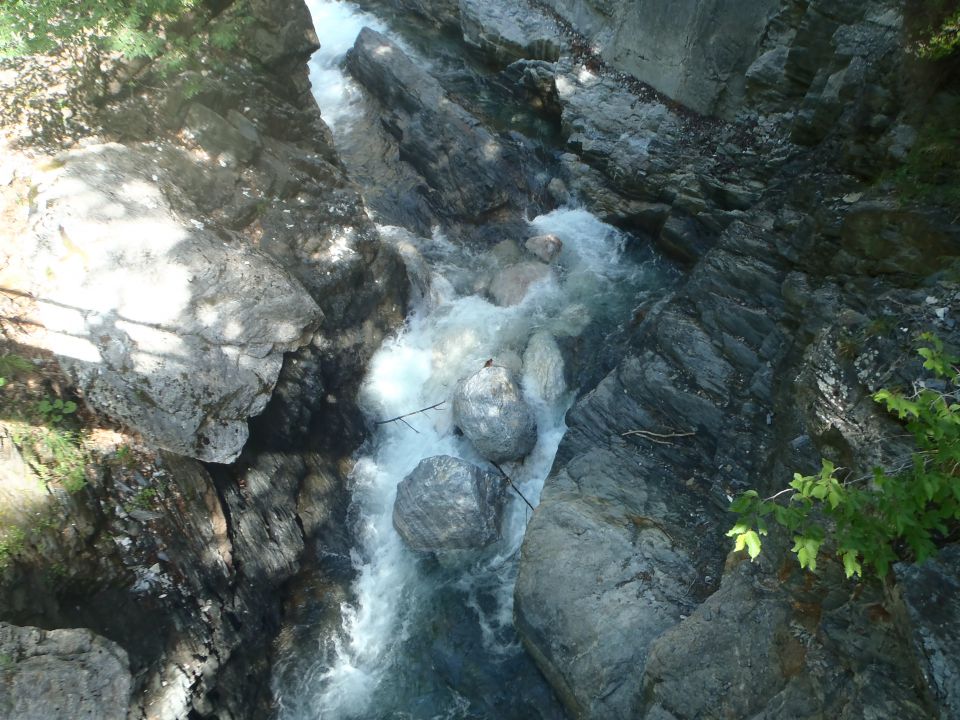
[841,550,862,578]
[743,530,763,560]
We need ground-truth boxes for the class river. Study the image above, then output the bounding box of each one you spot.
[273,2,672,717]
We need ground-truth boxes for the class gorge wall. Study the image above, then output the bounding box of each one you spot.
[1,0,958,718]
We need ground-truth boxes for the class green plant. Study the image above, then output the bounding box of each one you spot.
[729,333,960,579]
[0,525,26,571]
[21,426,88,493]
[0,352,34,388]
[0,0,200,58]
[127,486,157,512]
[37,396,77,424]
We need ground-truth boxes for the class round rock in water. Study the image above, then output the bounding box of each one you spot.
[453,366,537,462]
[393,455,505,551]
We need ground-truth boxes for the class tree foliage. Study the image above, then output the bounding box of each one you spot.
[729,334,960,579]
[0,0,201,59]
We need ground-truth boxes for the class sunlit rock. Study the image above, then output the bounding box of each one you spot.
[453,366,537,462]
[4,143,321,463]
[393,455,504,551]
[522,331,566,403]
[525,233,563,263]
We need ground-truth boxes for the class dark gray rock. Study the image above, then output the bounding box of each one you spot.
[346,27,531,223]
[895,545,960,720]
[393,455,505,551]
[453,366,537,462]
[0,623,132,720]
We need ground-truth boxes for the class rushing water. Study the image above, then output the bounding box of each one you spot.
[275,2,671,718]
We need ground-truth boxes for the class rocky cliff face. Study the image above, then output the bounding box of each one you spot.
[388,0,959,718]
[0,0,406,716]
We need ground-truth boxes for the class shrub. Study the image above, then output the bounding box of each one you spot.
[729,333,960,579]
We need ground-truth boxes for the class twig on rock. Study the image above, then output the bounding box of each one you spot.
[375,401,446,433]
[621,428,695,446]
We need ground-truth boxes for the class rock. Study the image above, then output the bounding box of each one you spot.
[5,143,321,463]
[522,332,566,402]
[836,200,960,278]
[346,28,531,223]
[489,262,552,306]
[183,103,262,165]
[453,366,537,463]
[0,623,132,719]
[392,455,505,551]
[524,234,562,263]
[895,545,960,720]
[540,0,781,117]
[640,554,932,719]
[459,0,566,64]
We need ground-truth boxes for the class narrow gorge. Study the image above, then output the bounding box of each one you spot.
[0,0,958,719]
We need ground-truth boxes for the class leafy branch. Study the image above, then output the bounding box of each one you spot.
[729,333,960,579]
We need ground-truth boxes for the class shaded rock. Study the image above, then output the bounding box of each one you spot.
[459,0,566,64]
[393,455,505,551]
[6,143,321,463]
[641,554,933,719]
[895,545,960,719]
[525,233,562,263]
[489,261,552,306]
[835,200,960,278]
[183,103,261,165]
[0,622,132,720]
[453,366,537,463]
[346,28,531,223]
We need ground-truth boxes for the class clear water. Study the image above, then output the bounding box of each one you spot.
[275,3,671,718]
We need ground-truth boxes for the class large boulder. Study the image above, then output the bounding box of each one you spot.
[0,623,132,720]
[453,366,538,463]
[3,143,321,463]
[393,455,505,551]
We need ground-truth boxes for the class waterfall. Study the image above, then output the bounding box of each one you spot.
[275,3,669,717]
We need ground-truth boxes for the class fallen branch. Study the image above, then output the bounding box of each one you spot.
[621,428,695,446]
[375,401,446,433]
[491,462,535,511]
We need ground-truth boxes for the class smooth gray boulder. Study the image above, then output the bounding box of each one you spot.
[0,623,132,719]
[393,455,505,551]
[9,143,321,463]
[453,366,537,462]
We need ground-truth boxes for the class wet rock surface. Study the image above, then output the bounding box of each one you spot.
[453,366,538,463]
[393,455,505,551]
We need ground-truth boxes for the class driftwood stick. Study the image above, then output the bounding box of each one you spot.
[491,462,535,511]
[375,401,445,427]
[621,428,695,446]
[398,417,420,434]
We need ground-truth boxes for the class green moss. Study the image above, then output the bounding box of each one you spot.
[893,94,960,210]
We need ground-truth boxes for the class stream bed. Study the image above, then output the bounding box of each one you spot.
[273,2,674,717]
